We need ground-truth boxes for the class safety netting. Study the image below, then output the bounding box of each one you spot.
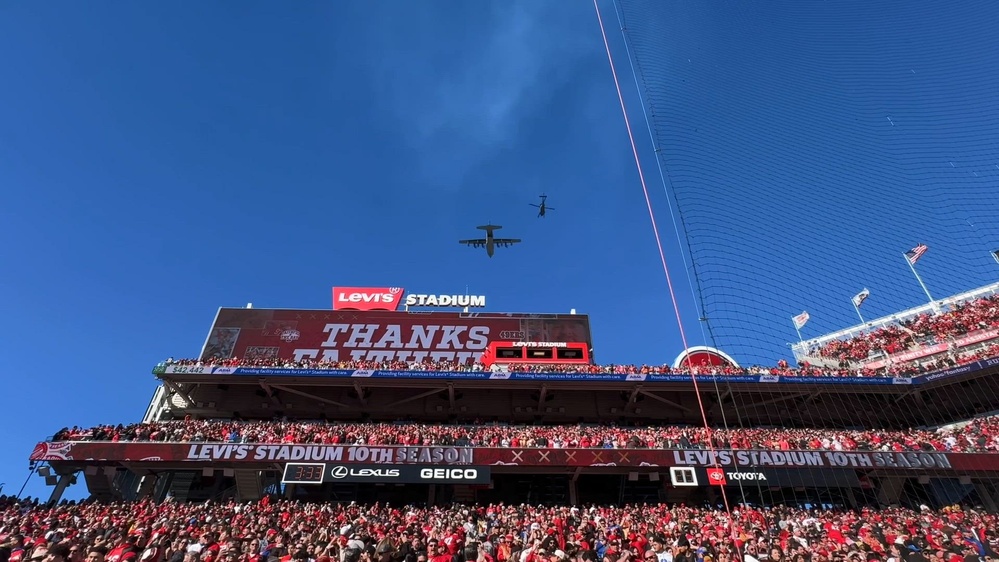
[610,0,999,366]
[598,0,999,512]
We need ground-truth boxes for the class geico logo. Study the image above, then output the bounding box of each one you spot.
[727,472,766,481]
[330,466,400,479]
[420,468,479,480]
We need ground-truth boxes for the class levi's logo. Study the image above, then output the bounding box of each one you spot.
[332,287,404,311]
[339,292,393,303]
[706,468,727,486]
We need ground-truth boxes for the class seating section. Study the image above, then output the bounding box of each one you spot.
[1,496,995,562]
[817,295,999,363]
[50,416,999,453]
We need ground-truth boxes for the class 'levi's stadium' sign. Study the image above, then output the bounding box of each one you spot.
[332,287,486,311]
[31,442,995,473]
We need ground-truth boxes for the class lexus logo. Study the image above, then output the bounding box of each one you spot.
[328,466,402,479]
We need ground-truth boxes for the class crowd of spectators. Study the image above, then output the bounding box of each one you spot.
[162,338,999,381]
[1,496,995,562]
[817,296,999,364]
[50,416,999,454]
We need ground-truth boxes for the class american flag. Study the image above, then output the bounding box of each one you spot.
[905,244,928,265]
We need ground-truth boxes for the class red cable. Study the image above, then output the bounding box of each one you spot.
[592,0,742,544]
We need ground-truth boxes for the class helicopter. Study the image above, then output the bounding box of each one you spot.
[530,194,555,217]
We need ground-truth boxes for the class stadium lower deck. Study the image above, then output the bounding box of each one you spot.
[29,357,999,513]
[25,300,999,520]
[15,365,999,562]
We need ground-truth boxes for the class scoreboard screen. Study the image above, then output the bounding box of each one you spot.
[282,463,326,484]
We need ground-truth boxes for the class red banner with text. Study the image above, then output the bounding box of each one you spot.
[200,308,593,364]
[30,442,999,472]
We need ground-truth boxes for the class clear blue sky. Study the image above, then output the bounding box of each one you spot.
[1,0,998,501]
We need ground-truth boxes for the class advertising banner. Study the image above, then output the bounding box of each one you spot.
[199,308,593,364]
[330,288,487,311]
[288,463,491,484]
[30,442,998,473]
[697,466,861,488]
[158,358,997,386]
[158,365,909,385]
[332,287,405,311]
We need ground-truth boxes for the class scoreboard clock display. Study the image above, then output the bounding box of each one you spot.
[281,463,327,485]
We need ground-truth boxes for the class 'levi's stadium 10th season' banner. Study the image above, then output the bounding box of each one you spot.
[30,442,999,473]
[199,309,593,364]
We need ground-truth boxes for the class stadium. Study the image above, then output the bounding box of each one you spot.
[7,1,999,562]
[28,282,999,509]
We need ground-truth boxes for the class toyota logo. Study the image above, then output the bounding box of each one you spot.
[330,466,349,479]
[709,471,724,481]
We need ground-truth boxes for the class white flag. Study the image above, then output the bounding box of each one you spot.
[792,311,810,330]
[852,288,870,308]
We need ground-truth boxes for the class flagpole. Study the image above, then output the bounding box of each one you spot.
[852,300,866,325]
[793,323,803,343]
[903,252,935,303]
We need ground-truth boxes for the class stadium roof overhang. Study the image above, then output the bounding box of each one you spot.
[154,362,999,429]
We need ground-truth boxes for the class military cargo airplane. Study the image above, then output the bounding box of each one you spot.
[458,225,521,258]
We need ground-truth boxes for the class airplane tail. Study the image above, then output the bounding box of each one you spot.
[477,224,501,231]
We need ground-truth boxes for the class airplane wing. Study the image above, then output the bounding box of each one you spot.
[492,238,522,248]
[459,239,488,248]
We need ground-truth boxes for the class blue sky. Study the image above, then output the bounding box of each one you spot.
[1,0,998,500]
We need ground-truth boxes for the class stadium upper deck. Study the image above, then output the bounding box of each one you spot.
[793,284,999,369]
[157,288,999,387]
